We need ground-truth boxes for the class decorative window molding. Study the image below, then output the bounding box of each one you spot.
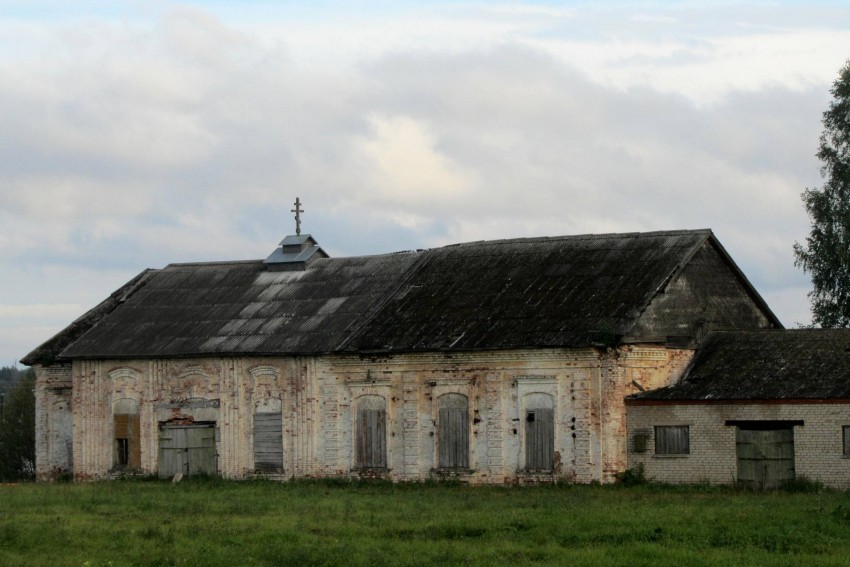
[176,366,211,381]
[108,367,141,394]
[108,368,141,381]
[248,365,281,381]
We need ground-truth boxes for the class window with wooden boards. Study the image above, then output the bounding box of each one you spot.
[356,395,387,470]
[253,412,283,473]
[438,393,470,470]
[114,414,141,469]
[654,425,690,455]
[524,393,555,471]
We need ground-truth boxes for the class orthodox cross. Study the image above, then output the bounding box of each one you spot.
[291,197,304,235]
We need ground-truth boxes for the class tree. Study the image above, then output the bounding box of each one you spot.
[0,370,35,481]
[794,60,850,327]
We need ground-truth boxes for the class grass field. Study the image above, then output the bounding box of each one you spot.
[2,478,850,566]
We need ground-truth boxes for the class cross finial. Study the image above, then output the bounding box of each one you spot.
[291,197,303,236]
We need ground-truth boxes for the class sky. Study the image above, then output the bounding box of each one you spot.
[1,1,849,365]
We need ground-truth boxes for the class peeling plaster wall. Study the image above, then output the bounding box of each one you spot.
[34,364,73,480]
[45,345,690,483]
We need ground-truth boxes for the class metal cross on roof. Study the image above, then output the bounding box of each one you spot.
[291,197,303,236]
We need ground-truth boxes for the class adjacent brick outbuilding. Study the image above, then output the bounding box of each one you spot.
[627,329,850,489]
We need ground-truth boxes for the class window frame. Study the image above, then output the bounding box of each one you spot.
[654,425,690,456]
[523,393,556,471]
[843,426,850,457]
[437,393,470,470]
[356,395,388,470]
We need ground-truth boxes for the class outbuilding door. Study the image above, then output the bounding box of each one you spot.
[736,426,795,490]
[158,424,217,478]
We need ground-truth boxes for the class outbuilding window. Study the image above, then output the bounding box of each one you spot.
[843,426,850,457]
[655,425,689,455]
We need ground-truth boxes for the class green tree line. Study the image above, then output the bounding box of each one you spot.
[0,365,35,481]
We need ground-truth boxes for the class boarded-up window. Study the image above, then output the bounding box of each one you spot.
[114,414,141,469]
[438,393,469,469]
[843,426,850,456]
[356,395,387,469]
[655,425,689,455]
[632,432,649,453]
[253,412,283,472]
[525,393,555,471]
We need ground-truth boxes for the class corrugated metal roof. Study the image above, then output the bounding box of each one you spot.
[24,229,749,362]
[631,329,850,401]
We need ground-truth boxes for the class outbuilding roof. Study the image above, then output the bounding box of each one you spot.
[629,329,850,402]
[22,229,777,364]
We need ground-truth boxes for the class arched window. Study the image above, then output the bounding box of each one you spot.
[438,393,469,469]
[254,398,283,473]
[524,393,555,471]
[113,398,140,470]
[356,395,387,469]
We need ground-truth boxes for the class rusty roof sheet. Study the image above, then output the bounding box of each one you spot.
[631,329,850,401]
[25,229,728,362]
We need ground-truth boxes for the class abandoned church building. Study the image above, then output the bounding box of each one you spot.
[24,227,792,484]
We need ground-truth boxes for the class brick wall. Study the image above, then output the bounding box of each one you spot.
[34,364,73,480]
[627,402,850,489]
[40,344,690,483]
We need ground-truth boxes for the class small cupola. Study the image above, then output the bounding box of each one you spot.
[264,197,329,271]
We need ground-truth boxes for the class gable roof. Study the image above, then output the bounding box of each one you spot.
[629,329,850,402]
[22,229,777,364]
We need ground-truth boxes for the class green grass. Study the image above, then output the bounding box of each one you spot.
[1,479,849,566]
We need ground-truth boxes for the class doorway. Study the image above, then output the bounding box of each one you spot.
[158,423,217,478]
[735,423,796,490]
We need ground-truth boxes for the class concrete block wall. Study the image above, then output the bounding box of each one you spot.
[627,402,850,489]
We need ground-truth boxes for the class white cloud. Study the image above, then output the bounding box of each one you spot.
[0,1,842,360]
[359,115,477,206]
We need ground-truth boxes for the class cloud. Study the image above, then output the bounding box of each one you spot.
[1,2,843,361]
[358,115,477,208]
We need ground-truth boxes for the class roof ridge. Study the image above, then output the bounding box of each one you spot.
[439,229,713,249]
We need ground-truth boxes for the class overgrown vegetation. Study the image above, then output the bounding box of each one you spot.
[2,479,850,566]
[0,366,35,481]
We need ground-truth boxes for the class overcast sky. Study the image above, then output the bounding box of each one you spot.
[2,1,848,365]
